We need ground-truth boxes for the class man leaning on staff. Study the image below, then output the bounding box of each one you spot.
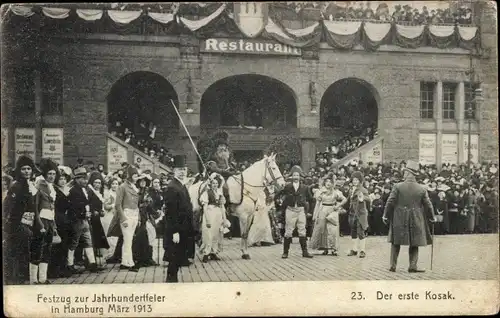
[382,160,437,273]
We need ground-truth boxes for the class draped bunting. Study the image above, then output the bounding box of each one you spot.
[263,18,321,48]
[76,9,103,21]
[395,24,425,39]
[323,21,362,35]
[429,25,455,37]
[8,4,480,52]
[179,3,226,31]
[10,5,34,17]
[363,22,392,42]
[458,26,478,41]
[107,10,142,24]
[148,12,174,24]
[41,7,70,19]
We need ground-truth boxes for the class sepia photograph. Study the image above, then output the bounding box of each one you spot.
[1,1,499,316]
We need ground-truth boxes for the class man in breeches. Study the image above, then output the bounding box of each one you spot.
[279,166,313,259]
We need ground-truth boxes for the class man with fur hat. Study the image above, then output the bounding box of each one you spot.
[278,165,314,259]
[347,170,371,258]
[163,155,195,282]
[66,166,102,274]
[3,155,39,284]
[204,131,238,180]
[383,160,436,273]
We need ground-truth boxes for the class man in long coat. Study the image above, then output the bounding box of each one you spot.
[382,160,436,273]
[163,155,195,283]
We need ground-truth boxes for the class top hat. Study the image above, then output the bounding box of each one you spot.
[173,155,187,168]
[73,166,88,178]
[404,160,420,175]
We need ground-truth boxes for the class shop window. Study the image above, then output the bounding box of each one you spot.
[419,82,434,119]
[42,70,63,115]
[442,83,456,119]
[13,67,35,113]
[464,83,479,120]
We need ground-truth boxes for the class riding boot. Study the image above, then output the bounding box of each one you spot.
[299,237,313,258]
[282,237,291,258]
[29,263,39,285]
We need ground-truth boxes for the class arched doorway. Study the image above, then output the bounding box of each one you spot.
[200,74,297,130]
[107,71,179,145]
[320,78,379,133]
[200,74,298,164]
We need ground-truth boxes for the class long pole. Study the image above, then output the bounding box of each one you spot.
[169,99,206,174]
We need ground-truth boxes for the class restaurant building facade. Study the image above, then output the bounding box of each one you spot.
[1,1,497,173]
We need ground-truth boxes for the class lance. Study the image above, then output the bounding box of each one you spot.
[169,99,206,175]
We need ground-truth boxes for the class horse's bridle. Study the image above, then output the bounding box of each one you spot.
[233,159,284,189]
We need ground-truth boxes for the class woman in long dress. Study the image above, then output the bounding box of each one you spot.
[200,173,230,263]
[87,172,111,267]
[102,178,119,259]
[310,174,347,256]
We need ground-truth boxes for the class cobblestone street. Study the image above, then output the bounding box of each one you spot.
[51,234,498,284]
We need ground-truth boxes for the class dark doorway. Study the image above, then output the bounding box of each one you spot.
[200,74,297,130]
[320,78,378,132]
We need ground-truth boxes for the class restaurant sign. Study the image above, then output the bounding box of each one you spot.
[201,38,302,56]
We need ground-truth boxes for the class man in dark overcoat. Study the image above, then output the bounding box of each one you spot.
[382,160,436,273]
[163,155,195,283]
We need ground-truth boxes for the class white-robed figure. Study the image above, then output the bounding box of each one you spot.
[200,173,230,263]
[310,174,347,256]
[247,187,275,247]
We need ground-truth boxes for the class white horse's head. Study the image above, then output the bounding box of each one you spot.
[261,153,286,189]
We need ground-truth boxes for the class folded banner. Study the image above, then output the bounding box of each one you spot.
[76,9,103,21]
[179,3,226,31]
[107,10,142,24]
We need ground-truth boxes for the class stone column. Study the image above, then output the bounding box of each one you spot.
[301,139,316,172]
[456,82,465,163]
[434,81,443,169]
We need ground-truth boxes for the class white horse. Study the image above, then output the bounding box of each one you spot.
[189,153,286,259]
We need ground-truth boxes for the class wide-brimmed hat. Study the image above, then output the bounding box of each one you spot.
[404,160,420,175]
[173,155,187,168]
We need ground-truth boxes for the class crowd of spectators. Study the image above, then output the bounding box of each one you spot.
[108,121,174,168]
[275,2,473,25]
[291,159,499,237]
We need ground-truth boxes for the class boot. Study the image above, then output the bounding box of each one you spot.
[202,255,209,263]
[299,237,313,258]
[38,262,50,284]
[282,237,291,259]
[359,239,366,258]
[347,238,358,256]
[29,263,39,285]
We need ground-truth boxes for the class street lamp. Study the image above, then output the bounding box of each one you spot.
[467,87,483,176]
